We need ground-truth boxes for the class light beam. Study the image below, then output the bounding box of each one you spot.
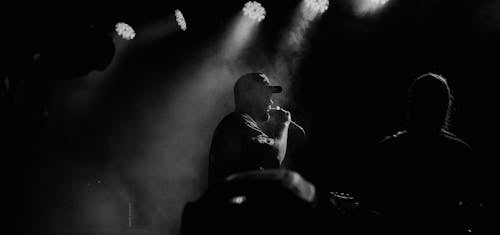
[355,0,391,16]
[305,0,330,14]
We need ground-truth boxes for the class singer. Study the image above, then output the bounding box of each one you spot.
[208,72,304,186]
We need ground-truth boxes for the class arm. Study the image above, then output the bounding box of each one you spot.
[273,122,290,164]
[254,106,291,165]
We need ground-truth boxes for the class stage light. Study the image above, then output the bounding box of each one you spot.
[115,22,136,40]
[221,2,262,59]
[355,0,390,15]
[230,196,247,204]
[371,0,389,6]
[243,1,266,22]
[304,0,329,14]
[175,9,187,31]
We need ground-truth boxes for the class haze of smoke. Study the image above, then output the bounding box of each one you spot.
[72,14,308,235]
[269,4,317,108]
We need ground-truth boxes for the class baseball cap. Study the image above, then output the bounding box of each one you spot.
[234,73,283,96]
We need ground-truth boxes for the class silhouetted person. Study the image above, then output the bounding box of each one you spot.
[367,73,475,233]
[182,170,318,235]
[209,73,307,186]
[183,169,383,234]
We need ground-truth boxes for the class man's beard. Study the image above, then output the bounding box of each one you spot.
[247,103,270,122]
[255,109,270,122]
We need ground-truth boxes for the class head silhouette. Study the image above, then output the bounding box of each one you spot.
[181,170,317,235]
[407,73,452,134]
[234,73,282,122]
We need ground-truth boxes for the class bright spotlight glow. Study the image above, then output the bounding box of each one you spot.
[115,22,136,40]
[305,0,329,14]
[230,196,247,204]
[175,9,187,31]
[243,1,266,22]
[372,0,389,6]
[355,0,390,15]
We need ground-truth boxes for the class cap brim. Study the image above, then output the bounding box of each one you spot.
[268,86,283,93]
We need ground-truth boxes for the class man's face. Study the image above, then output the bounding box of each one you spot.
[250,84,274,122]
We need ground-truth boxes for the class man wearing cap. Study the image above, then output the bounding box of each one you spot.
[208,73,295,185]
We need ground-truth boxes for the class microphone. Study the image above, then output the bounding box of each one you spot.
[269,106,305,135]
[290,120,306,136]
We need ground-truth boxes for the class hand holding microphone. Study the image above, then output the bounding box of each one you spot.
[269,106,291,125]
